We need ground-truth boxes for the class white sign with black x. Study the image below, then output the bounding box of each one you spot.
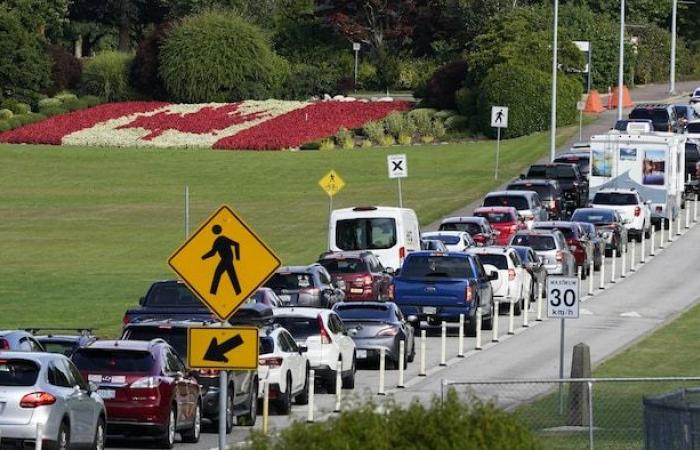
[387,154,408,179]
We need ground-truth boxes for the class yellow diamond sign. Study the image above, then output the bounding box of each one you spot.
[187,326,259,370]
[168,205,281,321]
[318,170,345,197]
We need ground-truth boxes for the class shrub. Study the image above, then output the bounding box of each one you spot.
[0,109,12,120]
[319,139,335,151]
[283,63,339,100]
[39,105,67,117]
[411,109,434,136]
[421,135,435,144]
[434,110,458,120]
[62,97,82,112]
[2,100,31,115]
[0,99,19,112]
[419,60,469,109]
[16,113,45,125]
[398,133,412,145]
[357,62,379,90]
[0,120,10,132]
[379,135,395,146]
[335,127,354,149]
[160,10,287,102]
[360,139,372,148]
[81,95,103,107]
[408,108,438,120]
[362,121,385,144]
[80,51,134,101]
[130,23,171,100]
[47,45,82,96]
[384,112,407,138]
[54,93,78,103]
[38,98,62,110]
[433,120,447,139]
[455,87,477,117]
[445,115,470,131]
[7,117,23,128]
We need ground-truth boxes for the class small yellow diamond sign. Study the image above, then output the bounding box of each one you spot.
[187,326,259,370]
[168,205,281,321]
[318,170,345,197]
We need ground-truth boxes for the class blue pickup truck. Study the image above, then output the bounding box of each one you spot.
[392,251,496,335]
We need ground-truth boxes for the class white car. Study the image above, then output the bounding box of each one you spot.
[271,308,356,394]
[421,231,475,252]
[590,188,651,241]
[257,326,309,414]
[467,247,532,315]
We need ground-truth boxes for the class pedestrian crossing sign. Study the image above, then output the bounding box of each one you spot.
[318,170,345,197]
[168,205,281,321]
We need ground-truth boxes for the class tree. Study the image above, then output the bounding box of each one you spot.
[2,0,69,38]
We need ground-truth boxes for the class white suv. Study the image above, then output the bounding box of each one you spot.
[467,247,532,315]
[590,188,651,241]
[271,308,356,394]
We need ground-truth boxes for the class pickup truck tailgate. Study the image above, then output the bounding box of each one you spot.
[394,278,467,306]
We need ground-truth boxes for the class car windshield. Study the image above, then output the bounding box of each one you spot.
[335,305,392,321]
[421,240,444,250]
[483,195,529,210]
[476,254,508,270]
[687,123,700,134]
[0,359,39,386]
[512,247,530,261]
[401,255,474,279]
[507,184,554,201]
[674,106,691,118]
[629,109,668,123]
[593,192,638,205]
[318,258,365,274]
[123,327,187,357]
[72,349,154,373]
[260,337,274,355]
[335,217,397,251]
[510,235,556,251]
[535,226,575,240]
[266,273,315,291]
[571,210,615,224]
[38,340,78,357]
[146,283,202,308]
[271,317,319,341]
[474,211,514,223]
[425,235,461,245]
[439,222,481,235]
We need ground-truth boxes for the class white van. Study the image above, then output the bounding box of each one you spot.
[328,206,421,271]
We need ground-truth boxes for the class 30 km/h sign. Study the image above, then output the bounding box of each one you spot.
[188,327,259,370]
[318,170,345,197]
[547,276,580,319]
[168,205,281,321]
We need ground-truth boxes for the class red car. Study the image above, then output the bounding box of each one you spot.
[473,206,528,246]
[72,339,201,449]
[318,251,393,301]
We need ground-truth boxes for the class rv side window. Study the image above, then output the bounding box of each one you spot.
[336,218,397,251]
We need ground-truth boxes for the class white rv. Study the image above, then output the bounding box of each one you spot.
[589,123,686,226]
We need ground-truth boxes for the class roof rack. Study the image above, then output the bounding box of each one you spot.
[25,327,95,336]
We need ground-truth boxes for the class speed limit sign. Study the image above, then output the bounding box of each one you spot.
[547,276,580,319]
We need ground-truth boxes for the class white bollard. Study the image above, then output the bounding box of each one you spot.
[599,254,606,289]
[660,221,665,248]
[641,234,645,264]
[36,423,43,450]
[650,226,656,256]
[669,216,674,242]
[263,379,270,432]
[536,284,543,321]
[611,250,617,283]
[523,293,530,328]
[686,204,691,229]
[419,330,426,376]
[457,314,464,358]
[439,321,447,366]
[630,243,636,272]
[677,211,682,236]
[334,360,342,412]
[577,265,583,287]
[492,300,500,342]
[307,369,315,423]
[621,244,627,278]
[475,307,483,350]
[694,195,698,223]
[507,301,515,335]
[398,340,405,388]
[378,347,386,395]
[589,260,595,293]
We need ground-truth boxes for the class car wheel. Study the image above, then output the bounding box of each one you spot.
[325,364,339,394]
[276,374,292,415]
[56,421,70,450]
[644,224,651,239]
[182,401,201,443]
[466,314,478,336]
[219,388,234,434]
[295,365,310,405]
[341,357,356,389]
[237,379,258,426]
[159,407,176,449]
[407,337,416,363]
[514,297,522,316]
[92,417,105,450]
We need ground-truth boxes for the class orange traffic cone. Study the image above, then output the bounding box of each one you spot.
[607,85,634,109]
[583,90,606,113]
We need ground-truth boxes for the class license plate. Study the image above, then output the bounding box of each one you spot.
[350,288,363,294]
[356,350,368,359]
[97,389,115,400]
[423,306,437,315]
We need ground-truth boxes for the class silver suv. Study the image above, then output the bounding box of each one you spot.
[0,330,45,352]
[509,229,575,276]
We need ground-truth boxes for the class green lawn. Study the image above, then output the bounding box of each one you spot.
[517,301,700,449]
[0,126,577,336]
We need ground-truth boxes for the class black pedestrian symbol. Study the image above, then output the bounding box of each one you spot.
[392,160,404,172]
[202,224,241,296]
[495,110,504,123]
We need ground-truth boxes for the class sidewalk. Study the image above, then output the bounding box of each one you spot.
[425,80,700,230]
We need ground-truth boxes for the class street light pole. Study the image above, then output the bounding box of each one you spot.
[617,0,625,120]
[670,0,678,94]
[550,0,559,162]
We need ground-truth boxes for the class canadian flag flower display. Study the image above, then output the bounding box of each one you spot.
[0,100,410,150]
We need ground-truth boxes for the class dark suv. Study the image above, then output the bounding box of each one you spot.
[506,179,564,220]
[264,264,344,307]
[317,251,392,301]
[72,339,202,448]
[523,163,588,211]
[629,104,680,132]
[120,319,259,433]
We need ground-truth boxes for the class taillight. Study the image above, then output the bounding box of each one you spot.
[353,274,372,287]
[465,285,474,303]
[388,284,395,300]
[377,327,399,337]
[0,339,9,350]
[130,377,161,388]
[399,246,406,261]
[20,392,56,408]
[259,357,283,367]
[655,206,663,213]
[634,206,641,217]
[122,314,130,326]
[318,315,332,344]
[550,200,557,210]
[199,369,220,377]
[556,250,564,262]
[508,269,516,281]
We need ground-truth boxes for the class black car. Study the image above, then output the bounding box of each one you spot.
[265,264,345,307]
[523,163,588,211]
[570,208,628,257]
[506,179,565,220]
[332,302,416,369]
[629,104,680,133]
[554,153,591,178]
[674,104,697,129]
[29,328,98,356]
[613,118,654,132]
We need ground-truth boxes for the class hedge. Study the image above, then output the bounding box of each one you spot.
[80,51,134,102]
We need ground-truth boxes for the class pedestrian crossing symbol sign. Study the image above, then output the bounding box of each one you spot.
[168,205,281,321]
[318,170,345,197]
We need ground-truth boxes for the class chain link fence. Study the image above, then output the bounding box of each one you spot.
[441,377,700,450]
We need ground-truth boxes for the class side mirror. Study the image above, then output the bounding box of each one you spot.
[406,315,418,324]
[138,296,146,306]
[385,267,395,275]
[645,200,652,205]
[487,271,499,281]
[298,345,308,353]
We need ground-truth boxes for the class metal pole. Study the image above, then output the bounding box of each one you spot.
[550,0,559,162]
[559,318,565,415]
[307,369,315,423]
[579,108,583,141]
[587,44,593,94]
[475,307,483,350]
[670,0,678,94]
[354,50,359,90]
[617,0,625,120]
[440,321,447,366]
[398,178,403,208]
[378,347,386,395]
[262,379,270,434]
[496,127,501,179]
[184,184,189,240]
[458,314,464,357]
[218,369,227,449]
[492,301,500,342]
[419,330,427,376]
[398,340,405,388]
[588,381,595,450]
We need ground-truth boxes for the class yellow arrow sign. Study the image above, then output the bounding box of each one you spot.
[187,326,259,370]
[318,170,345,197]
[168,205,281,321]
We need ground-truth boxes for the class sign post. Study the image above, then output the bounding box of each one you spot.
[491,106,508,180]
[387,154,407,207]
[319,170,346,248]
[352,42,361,90]
[168,205,281,450]
[547,276,581,414]
[577,101,585,141]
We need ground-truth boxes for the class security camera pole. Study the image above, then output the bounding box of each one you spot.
[491,106,509,180]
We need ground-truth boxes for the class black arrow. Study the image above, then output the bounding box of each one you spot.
[204,334,244,363]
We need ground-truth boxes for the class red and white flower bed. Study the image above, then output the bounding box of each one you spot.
[0,99,410,150]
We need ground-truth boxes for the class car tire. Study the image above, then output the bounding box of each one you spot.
[276,374,292,415]
[182,401,201,443]
[326,365,339,394]
[159,407,176,449]
[237,379,258,426]
[407,337,416,363]
[92,417,105,450]
[466,314,478,336]
[644,224,651,239]
[341,357,356,389]
[514,298,522,316]
[54,421,70,450]
[295,365,310,405]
